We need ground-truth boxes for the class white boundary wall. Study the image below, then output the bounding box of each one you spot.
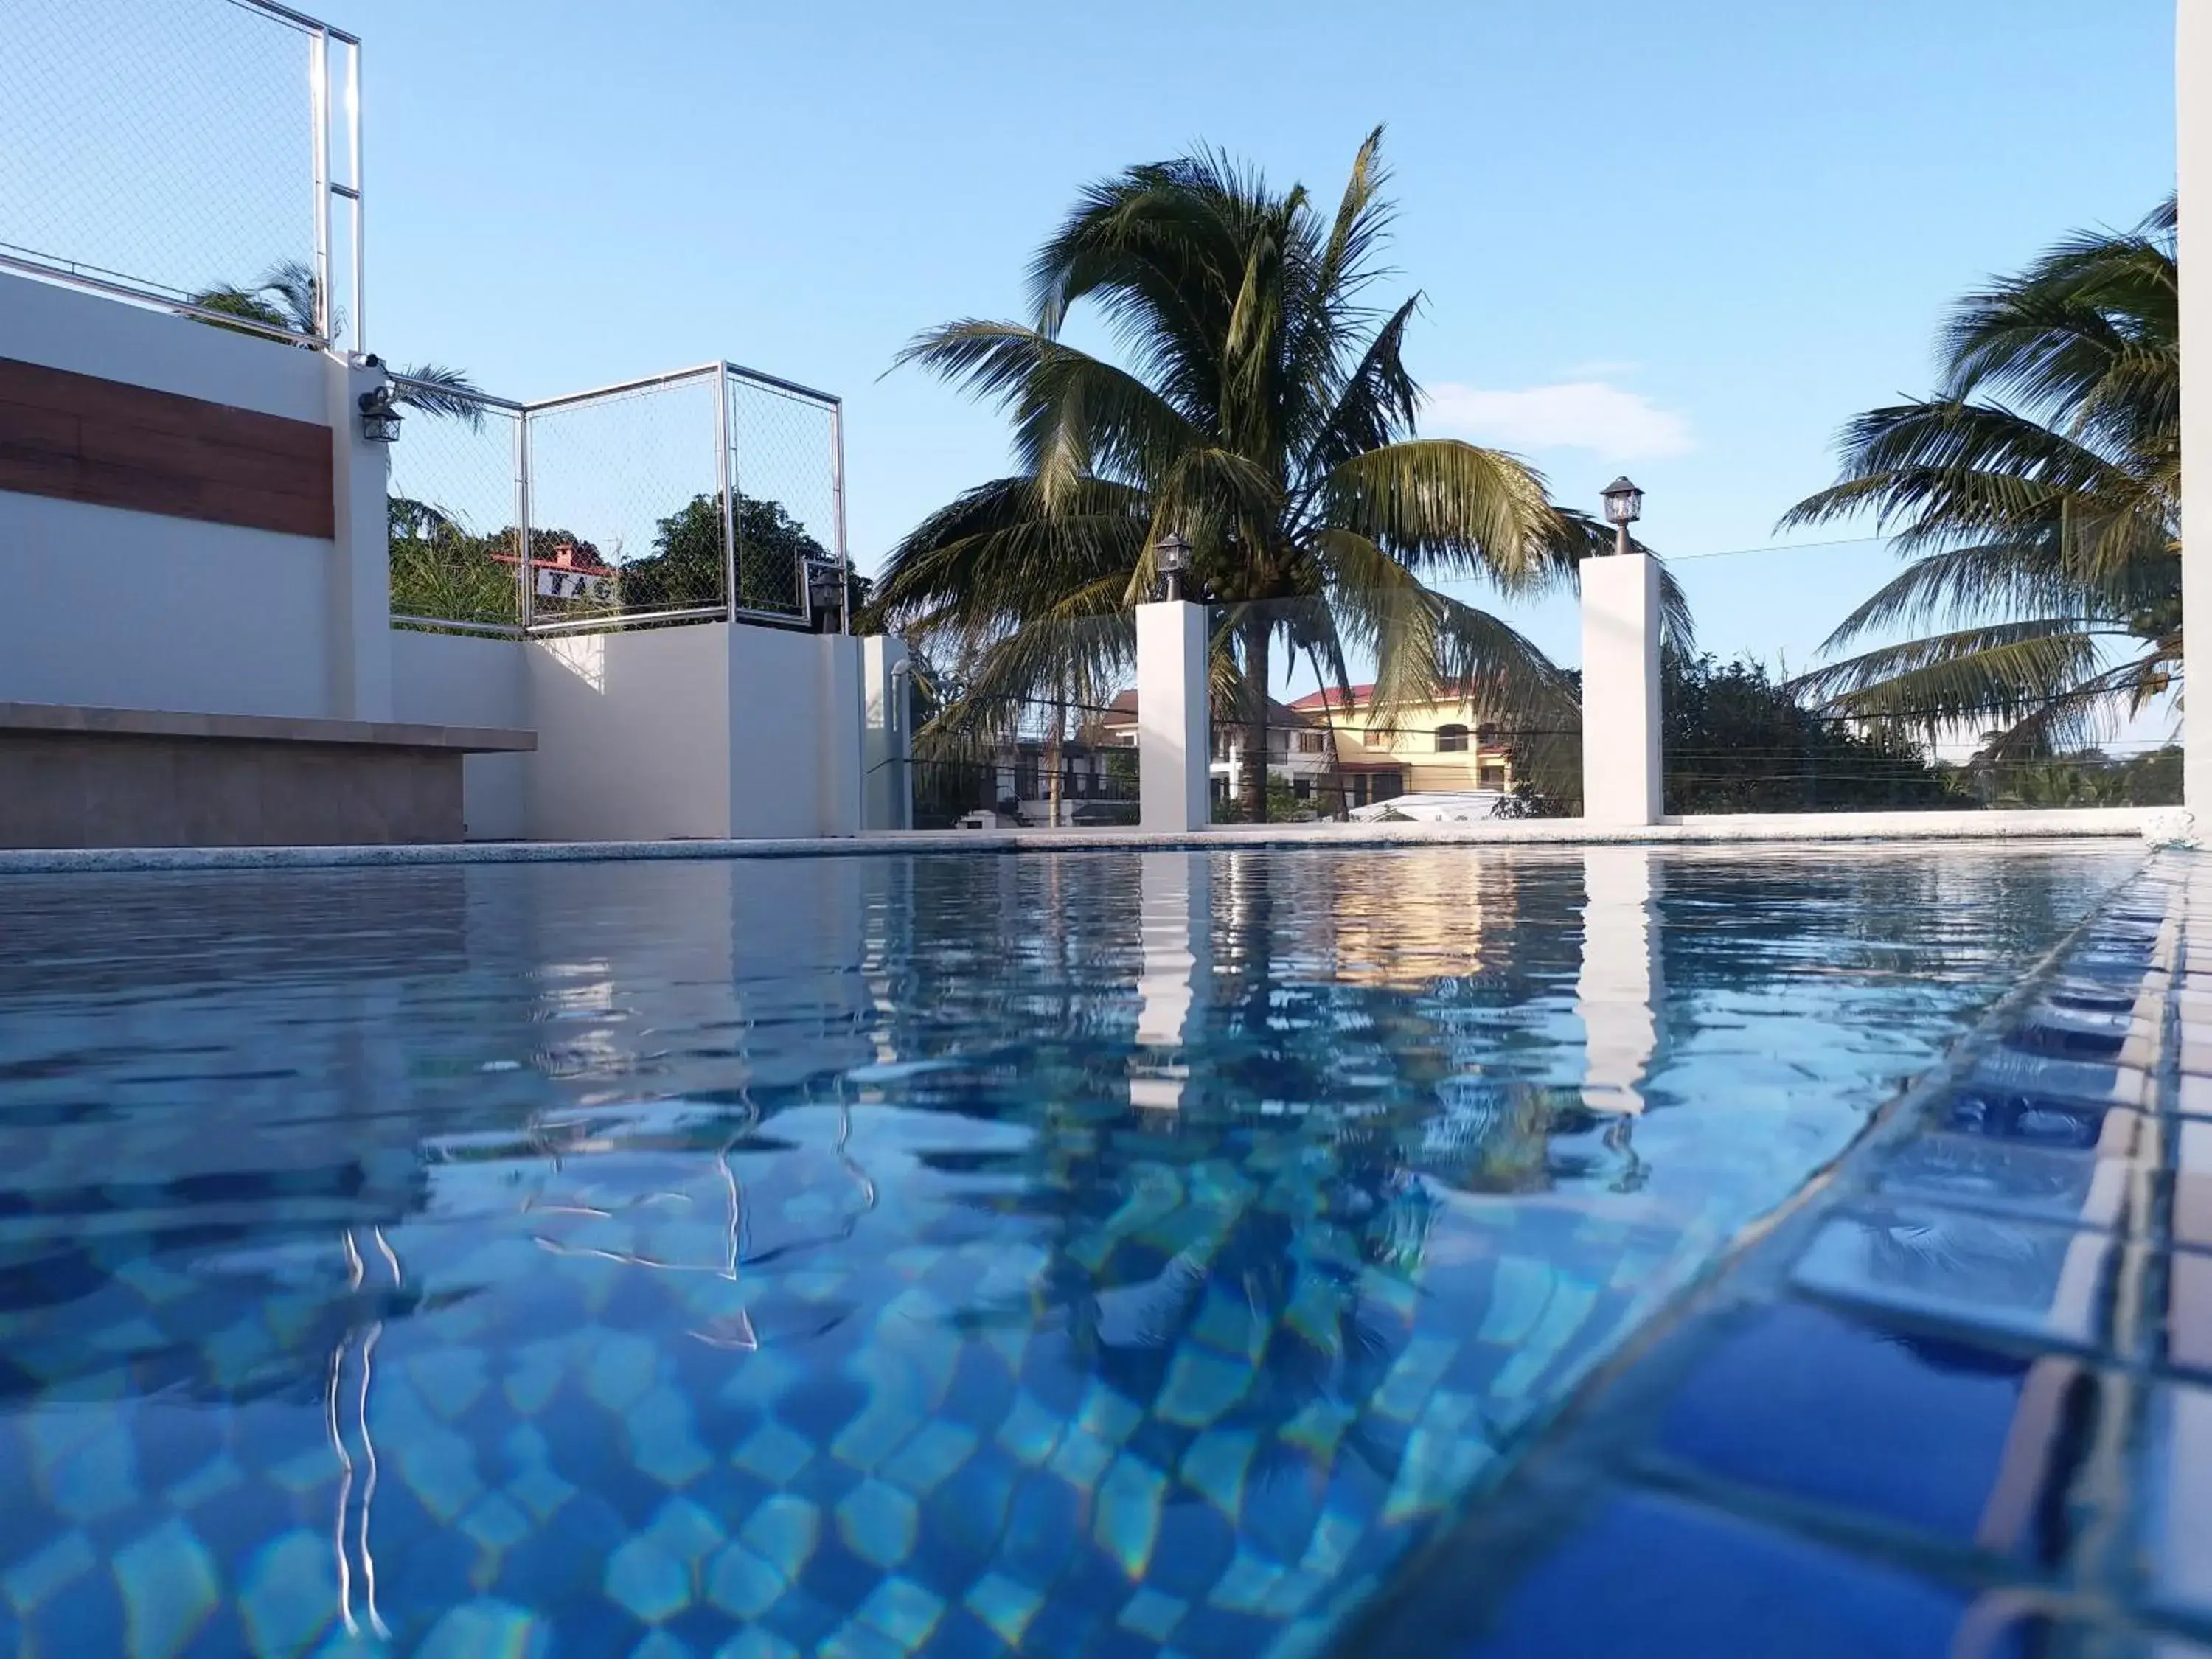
[390,628,531,839]
[526,624,864,841]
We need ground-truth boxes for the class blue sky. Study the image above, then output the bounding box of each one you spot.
[325,0,2174,682]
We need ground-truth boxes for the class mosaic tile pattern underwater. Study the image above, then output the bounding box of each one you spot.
[0,845,2144,1655]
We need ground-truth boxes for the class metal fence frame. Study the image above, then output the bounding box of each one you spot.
[388,361,848,639]
[0,0,364,351]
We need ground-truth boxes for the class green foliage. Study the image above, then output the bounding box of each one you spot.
[1500,657,1960,815]
[1947,744,2180,808]
[387,501,607,631]
[1663,654,1958,813]
[387,500,515,629]
[620,493,833,616]
[1210,776,1307,824]
[866,133,1660,822]
[1784,200,2178,757]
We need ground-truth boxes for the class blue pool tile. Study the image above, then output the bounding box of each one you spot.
[1430,1492,1989,1659]
[2010,1001,2138,1060]
[1643,1299,2064,1554]
[1965,1047,2149,1113]
[1875,1133,2107,1227]
[2135,1379,2212,1620]
[761,1582,845,1652]
[1939,1088,2143,1154]
[915,1605,1017,1658]
[1138,1490,1237,1603]
[1791,1203,2112,1348]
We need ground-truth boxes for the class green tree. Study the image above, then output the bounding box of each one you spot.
[1500,656,1960,815]
[865,133,1676,821]
[1781,201,2178,756]
[1663,654,1958,813]
[622,493,837,616]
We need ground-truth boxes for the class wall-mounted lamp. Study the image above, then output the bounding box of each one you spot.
[358,383,403,444]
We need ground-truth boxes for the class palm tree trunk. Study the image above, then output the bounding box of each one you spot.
[1047,695,1066,828]
[1241,615,1270,823]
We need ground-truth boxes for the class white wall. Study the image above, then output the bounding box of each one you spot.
[390,629,532,839]
[729,626,864,840]
[1,492,334,718]
[0,271,361,723]
[0,272,328,420]
[524,622,863,842]
[529,624,736,841]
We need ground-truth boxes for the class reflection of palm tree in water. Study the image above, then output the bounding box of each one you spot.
[1002,1130,1433,1504]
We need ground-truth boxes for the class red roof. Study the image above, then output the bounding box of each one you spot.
[1287,681,1493,712]
[1287,683,1375,712]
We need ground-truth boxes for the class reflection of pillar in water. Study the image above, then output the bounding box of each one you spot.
[1576,846,1663,1116]
[1132,852,1213,1109]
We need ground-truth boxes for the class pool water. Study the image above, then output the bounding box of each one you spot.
[0,844,2138,1657]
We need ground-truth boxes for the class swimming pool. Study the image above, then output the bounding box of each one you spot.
[0,844,2140,1656]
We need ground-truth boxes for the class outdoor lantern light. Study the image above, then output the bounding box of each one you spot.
[1601,476,1644,555]
[358,383,403,444]
[1154,532,1192,600]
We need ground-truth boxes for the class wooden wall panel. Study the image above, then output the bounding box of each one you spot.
[0,356,333,538]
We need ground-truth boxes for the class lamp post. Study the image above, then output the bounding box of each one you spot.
[1601,476,1643,557]
[1153,532,1192,601]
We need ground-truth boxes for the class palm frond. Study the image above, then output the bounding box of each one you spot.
[1321,439,1561,588]
[1792,620,2111,740]
[389,364,487,428]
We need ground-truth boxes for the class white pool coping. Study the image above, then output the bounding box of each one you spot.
[0,807,2178,874]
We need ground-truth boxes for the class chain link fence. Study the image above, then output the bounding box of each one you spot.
[524,368,726,633]
[0,0,363,349]
[910,695,1139,830]
[389,362,847,639]
[386,378,526,633]
[726,366,844,621]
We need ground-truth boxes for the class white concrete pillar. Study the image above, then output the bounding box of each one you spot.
[817,633,866,837]
[1136,599,1209,832]
[1580,552,1663,826]
[1576,846,1663,1115]
[327,354,394,723]
[2183,1,2212,811]
[860,635,914,831]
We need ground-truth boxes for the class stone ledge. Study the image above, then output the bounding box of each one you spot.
[0,807,2163,872]
[0,701,535,753]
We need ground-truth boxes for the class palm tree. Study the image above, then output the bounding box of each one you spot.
[866,132,1672,820]
[1781,200,2178,756]
[190,260,482,421]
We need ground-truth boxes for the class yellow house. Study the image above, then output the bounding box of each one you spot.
[1286,682,1517,802]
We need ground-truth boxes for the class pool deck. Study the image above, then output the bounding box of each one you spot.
[0,806,2177,874]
